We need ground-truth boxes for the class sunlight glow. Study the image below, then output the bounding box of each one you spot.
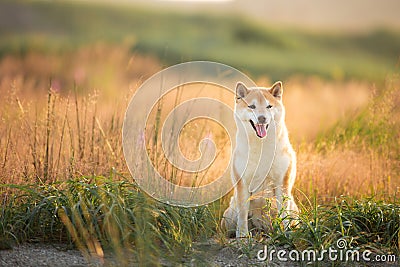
[159,0,233,2]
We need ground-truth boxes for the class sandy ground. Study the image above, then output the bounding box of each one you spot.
[0,243,88,267]
[0,241,398,267]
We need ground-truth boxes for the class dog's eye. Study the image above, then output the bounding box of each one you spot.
[266,105,273,109]
[248,104,256,109]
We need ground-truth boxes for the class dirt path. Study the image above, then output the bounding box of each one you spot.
[0,241,287,267]
[0,243,88,267]
[0,241,397,266]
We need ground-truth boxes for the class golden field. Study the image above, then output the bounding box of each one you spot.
[1,43,398,203]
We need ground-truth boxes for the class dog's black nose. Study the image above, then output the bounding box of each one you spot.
[258,115,266,123]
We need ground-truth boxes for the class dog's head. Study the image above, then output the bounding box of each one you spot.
[235,81,284,139]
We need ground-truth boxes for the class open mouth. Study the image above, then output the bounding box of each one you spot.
[249,120,269,138]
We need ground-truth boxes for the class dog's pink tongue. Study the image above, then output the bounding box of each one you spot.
[256,124,267,138]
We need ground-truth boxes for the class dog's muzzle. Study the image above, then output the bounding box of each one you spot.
[249,119,269,138]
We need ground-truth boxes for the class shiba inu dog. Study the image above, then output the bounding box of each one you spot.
[222,81,298,238]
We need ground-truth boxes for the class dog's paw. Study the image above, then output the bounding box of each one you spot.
[235,230,249,238]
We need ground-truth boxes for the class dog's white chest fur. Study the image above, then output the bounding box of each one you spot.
[233,123,277,193]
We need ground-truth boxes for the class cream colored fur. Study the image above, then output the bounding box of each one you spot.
[222,81,298,238]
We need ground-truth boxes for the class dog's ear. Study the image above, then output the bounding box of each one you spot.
[236,82,249,99]
[270,81,283,100]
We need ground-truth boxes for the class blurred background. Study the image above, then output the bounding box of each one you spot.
[1,0,399,83]
[0,0,399,194]
[1,0,399,138]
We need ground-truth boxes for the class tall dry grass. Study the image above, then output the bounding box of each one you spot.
[0,82,123,184]
[294,75,400,202]
[0,44,160,185]
[0,45,398,200]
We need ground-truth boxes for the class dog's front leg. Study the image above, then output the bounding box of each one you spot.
[236,179,250,238]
